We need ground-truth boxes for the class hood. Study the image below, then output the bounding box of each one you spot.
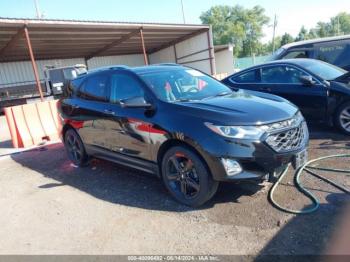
[174,90,298,126]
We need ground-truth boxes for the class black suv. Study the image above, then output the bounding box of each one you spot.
[58,65,309,207]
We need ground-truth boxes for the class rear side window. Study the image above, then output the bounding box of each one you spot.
[79,74,109,102]
[231,70,257,83]
[314,40,350,68]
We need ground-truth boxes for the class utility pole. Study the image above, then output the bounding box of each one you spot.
[180,0,186,24]
[34,0,41,19]
[337,16,340,36]
[272,14,277,53]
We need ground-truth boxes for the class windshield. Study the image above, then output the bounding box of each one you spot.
[139,68,232,102]
[296,59,347,80]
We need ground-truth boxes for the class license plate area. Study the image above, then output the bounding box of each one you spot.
[293,149,308,169]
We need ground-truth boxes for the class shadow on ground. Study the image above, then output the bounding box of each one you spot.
[10,143,262,212]
[255,194,348,260]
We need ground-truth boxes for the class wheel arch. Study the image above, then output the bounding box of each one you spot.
[156,139,214,178]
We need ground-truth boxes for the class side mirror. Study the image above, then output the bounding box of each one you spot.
[120,96,153,109]
[299,75,316,86]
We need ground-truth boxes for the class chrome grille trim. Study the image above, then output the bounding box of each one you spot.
[265,121,308,153]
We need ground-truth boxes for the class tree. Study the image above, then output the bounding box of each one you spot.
[280,33,294,46]
[295,26,310,41]
[200,5,269,57]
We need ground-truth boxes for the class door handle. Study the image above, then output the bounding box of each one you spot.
[104,109,115,115]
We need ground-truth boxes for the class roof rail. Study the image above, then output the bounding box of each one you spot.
[155,63,181,66]
[88,65,130,73]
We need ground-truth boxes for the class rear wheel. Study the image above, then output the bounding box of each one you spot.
[335,102,350,135]
[161,146,218,207]
[64,129,89,167]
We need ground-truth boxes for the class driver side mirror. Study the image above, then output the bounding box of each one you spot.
[299,75,316,86]
[120,96,153,109]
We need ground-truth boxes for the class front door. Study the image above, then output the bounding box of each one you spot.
[256,65,328,120]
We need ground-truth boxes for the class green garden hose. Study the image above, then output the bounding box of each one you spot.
[268,154,350,214]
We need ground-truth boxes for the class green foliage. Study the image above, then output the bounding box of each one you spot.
[201,5,350,58]
[200,5,269,57]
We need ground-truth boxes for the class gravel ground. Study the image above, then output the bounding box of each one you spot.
[0,116,349,256]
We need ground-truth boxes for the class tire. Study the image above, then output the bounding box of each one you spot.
[334,102,350,135]
[64,129,89,167]
[161,146,219,207]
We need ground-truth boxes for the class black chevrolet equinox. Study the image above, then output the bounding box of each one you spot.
[58,64,309,207]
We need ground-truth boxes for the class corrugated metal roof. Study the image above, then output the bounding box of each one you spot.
[0,18,209,62]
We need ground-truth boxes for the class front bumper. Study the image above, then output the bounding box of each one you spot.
[200,122,309,182]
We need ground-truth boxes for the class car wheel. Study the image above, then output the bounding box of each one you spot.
[335,102,350,135]
[64,129,89,167]
[161,146,219,207]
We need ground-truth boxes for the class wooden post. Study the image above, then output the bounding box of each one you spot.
[140,28,149,65]
[23,26,44,101]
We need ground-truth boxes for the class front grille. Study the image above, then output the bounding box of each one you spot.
[265,122,308,153]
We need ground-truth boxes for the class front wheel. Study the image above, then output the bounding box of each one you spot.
[334,102,350,135]
[161,146,218,207]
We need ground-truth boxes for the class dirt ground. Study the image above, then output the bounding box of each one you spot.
[0,115,349,256]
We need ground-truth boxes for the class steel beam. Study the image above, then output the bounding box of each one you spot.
[85,28,141,60]
[140,28,149,65]
[23,26,44,101]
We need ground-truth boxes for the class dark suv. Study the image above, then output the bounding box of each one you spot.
[58,65,309,207]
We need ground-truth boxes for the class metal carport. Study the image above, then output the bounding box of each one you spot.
[0,18,215,100]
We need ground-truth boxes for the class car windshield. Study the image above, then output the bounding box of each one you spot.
[139,68,232,102]
[297,59,347,80]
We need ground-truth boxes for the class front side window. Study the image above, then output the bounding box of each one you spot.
[261,66,307,84]
[282,50,308,59]
[110,73,144,103]
[139,68,231,102]
[231,70,257,83]
[79,74,109,101]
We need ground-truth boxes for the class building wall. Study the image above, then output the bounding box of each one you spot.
[87,54,145,69]
[149,31,215,75]
[215,48,234,75]
[0,58,85,87]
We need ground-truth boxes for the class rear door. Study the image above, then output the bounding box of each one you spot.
[72,72,113,150]
[256,65,328,120]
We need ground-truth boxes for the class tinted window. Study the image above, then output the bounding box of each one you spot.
[110,73,144,103]
[282,50,308,59]
[314,41,350,68]
[261,66,307,84]
[231,70,257,83]
[79,74,109,101]
[139,68,231,102]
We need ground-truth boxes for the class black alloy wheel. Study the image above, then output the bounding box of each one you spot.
[161,146,218,207]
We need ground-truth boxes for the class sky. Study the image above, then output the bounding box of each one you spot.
[1,0,350,43]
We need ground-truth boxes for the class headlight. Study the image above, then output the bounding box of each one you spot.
[204,122,266,139]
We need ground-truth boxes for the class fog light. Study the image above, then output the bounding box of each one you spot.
[221,158,242,176]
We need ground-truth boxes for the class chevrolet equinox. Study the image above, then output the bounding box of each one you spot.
[58,65,309,207]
